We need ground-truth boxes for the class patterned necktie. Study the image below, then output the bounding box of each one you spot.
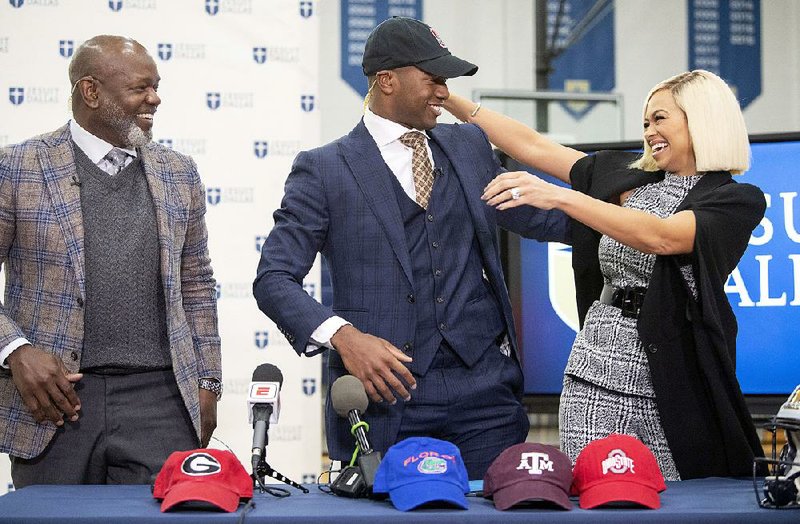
[398,131,435,209]
[103,148,129,175]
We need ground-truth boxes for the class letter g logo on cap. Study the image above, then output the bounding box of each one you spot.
[181,453,222,476]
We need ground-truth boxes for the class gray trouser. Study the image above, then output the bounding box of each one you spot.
[10,369,198,487]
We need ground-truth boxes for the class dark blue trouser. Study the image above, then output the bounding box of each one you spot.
[395,342,529,480]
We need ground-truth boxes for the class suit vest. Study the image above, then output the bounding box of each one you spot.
[388,136,504,375]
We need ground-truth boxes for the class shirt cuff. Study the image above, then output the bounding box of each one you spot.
[307,316,351,353]
[0,338,31,369]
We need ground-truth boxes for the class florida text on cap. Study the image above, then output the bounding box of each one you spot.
[362,16,478,79]
[373,436,470,511]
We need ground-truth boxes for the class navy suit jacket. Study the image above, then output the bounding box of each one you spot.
[254,120,569,459]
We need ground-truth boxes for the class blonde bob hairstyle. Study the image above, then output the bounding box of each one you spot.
[630,70,750,175]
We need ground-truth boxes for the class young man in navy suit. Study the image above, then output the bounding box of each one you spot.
[254,17,569,479]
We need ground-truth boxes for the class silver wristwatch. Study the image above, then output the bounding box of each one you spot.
[198,378,222,400]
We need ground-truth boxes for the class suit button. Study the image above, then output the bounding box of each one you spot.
[427,214,434,222]
[436,296,444,304]
[403,342,413,352]
[647,343,658,354]
[434,269,442,277]
[77,297,84,307]
[432,241,439,248]
[439,322,447,330]
[70,351,78,361]
[407,294,415,303]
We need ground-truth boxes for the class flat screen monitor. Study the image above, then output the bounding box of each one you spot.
[510,133,800,400]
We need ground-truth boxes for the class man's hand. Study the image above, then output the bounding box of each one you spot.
[198,388,218,447]
[331,325,416,404]
[6,344,82,425]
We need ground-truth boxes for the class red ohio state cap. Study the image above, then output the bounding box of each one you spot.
[572,434,666,509]
[153,449,253,512]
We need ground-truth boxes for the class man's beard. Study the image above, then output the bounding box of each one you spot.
[98,98,152,148]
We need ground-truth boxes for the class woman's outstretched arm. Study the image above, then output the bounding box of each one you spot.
[444,93,586,184]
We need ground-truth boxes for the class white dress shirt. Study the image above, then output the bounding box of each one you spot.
[69,119,137,173]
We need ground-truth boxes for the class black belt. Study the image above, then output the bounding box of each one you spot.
[599,284,647,319]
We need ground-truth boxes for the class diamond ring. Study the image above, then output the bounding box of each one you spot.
[510,187,521,200]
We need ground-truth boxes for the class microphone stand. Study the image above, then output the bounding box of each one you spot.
[253,457,309,495]
[329,415,382,498]
[347,411,381,491]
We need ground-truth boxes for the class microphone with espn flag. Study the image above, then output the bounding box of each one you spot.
[247,363,307,494]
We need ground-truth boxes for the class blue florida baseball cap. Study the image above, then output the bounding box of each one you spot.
[373,437,470,511]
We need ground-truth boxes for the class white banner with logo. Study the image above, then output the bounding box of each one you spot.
[0,0,321,493]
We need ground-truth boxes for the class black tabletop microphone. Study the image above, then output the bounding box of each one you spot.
[247,363,308,495]
[330,375,382,497]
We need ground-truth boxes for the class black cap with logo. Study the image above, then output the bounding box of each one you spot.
[362,17,478,79]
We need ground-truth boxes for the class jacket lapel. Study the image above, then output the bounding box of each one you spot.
[428,126,493,237]
[339,121,413,286]
[39,125,86,297]
[427,125,502,288]
[427,126,517,338]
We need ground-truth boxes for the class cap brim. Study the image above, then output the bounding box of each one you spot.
[415,54,478,78]
[389,480,468,511]
[160,482,242,512]
[579,481,660,509]
[492,479,572,511]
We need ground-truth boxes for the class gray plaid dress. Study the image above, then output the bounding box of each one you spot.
[559,172,703,481]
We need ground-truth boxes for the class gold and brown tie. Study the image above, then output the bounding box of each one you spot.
[399,131,435,209]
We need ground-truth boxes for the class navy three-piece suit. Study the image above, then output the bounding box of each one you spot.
[253,120,569,475]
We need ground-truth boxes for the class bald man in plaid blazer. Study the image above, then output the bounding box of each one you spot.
[0,36,220,487]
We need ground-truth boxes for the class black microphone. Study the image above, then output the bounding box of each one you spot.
[433,167,442,177]
[330,375,382,496]
[70,175,81,187]
[247,363,283,473]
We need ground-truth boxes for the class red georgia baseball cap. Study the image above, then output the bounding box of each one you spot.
[153,449,253,512]
[572,434,667,509]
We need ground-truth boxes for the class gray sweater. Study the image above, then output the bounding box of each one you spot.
[73,145,171,372]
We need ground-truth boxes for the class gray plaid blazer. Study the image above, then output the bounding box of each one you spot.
[0,124,221,459]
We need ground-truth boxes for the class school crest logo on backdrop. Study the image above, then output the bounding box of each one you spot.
[299,0,313,18]
[300,94,314,112]
[157,43,172,61]
[254,331,269,350]
[206,92,221,110]
[58,39,74,58]
[253,141,268,158]
[8,87,24,105]
[302,378,316,396]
